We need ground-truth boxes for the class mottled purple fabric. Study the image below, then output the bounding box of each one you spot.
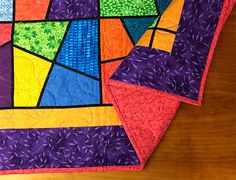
[0,126,140,170]
[0,43,12,108]
[48,0,98,20]
[111,0,224,101]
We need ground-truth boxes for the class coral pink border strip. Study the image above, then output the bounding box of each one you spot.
[0,0,235,175]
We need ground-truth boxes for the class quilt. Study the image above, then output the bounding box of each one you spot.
[0,0,235,175]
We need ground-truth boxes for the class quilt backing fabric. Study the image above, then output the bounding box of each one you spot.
[0,0,235,175]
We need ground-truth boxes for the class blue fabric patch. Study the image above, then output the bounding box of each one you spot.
[40,65,100,106]
[0,0,13,21]
[56,20,99,77]
[123,17,156,44]
[156,0,172,13]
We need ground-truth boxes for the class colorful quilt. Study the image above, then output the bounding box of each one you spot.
[0,0,235,175]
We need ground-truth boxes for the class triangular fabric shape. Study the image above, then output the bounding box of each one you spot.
[0,24,12,46]
[122,17,156,44]
[39,65,100,106]
[14,47,52,106]
[156,0,173,13]
[15,0,51,20]
[14,21,69,60]
[107,80,179,166]
[56,20,99,78]
[100,19,134,61]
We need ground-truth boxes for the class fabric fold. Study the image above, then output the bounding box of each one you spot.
[107,0,236,169]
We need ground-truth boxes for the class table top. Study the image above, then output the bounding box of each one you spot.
[2,6,236,180]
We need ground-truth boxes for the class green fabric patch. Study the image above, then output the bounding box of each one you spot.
[14,21,69,60]
[149,17,160,28]
[100,0,158,16]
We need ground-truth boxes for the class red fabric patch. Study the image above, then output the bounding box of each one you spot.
[0,24,12,46]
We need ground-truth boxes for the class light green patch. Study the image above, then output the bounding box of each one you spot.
[149,16,160,28]
[14,21,69,60]
[100,0,158,16]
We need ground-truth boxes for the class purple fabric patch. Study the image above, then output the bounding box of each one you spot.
[48,0,98,20]
[111,0,224,101]
[0,43,12,108]
[0,126,140,170]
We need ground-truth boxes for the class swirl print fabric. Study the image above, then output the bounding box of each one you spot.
[0,0,235,175]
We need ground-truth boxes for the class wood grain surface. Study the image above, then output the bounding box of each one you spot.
[2,6,236,180]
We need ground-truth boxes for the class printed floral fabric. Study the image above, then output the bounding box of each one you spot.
[14,22,69,60]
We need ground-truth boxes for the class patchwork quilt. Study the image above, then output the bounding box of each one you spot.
[0,0,235,175]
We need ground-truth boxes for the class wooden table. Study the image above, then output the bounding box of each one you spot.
[2,6,236,180]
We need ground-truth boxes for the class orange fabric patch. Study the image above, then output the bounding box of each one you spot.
[157,0,184,31]
[152,30,176,52]
[136,29,153,47]
[0,24,12,46]
[100,19,134,61]
[15,0,50,20]
[102,60,123,103]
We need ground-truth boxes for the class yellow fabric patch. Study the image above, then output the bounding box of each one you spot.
[0,106,121,129]
[14,47,51,106]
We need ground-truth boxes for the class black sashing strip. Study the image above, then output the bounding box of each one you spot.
[11,0,16,108]
[36,22,72,107]
[97,0,103,105]
[4,16,159,24]
[13,44,99,80]
[100,15,159,19]
[120,18,136,46]
[149,15,161,47]
[0,104,113,110]
[0,21,12,24]
[101,57,125,64]
[15,17,98,23]
[148,27,177,34]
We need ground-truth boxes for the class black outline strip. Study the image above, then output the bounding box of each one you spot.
[101,57,125,64]
[36,22,72,107]
[5,15,159,23]
[10,15,159,23]
[0,21,12,24]
[0,104,113,110]
[97,1,103,105]
[148,27,176,34]
[120,18,136,45]
[10,0,16,108]
[100,15,158,19]
[149,16,161,47]
[13,44,99,81]
[15,17,98,23]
